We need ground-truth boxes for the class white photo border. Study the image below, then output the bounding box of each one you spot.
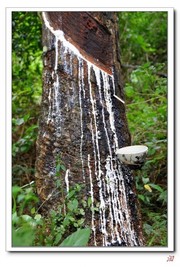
[6,7,174,252]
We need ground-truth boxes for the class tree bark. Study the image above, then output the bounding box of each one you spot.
[35,11,144,246]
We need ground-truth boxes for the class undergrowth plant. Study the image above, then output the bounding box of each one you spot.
[12,12,42,185]
[12,178,91,247]
[119,12,167,246]
[124,63,167,246]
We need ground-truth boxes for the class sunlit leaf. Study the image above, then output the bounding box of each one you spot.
[144,184,152,193]
[15,118,24,125]
[34,214,42,221]
[60,228,91,247]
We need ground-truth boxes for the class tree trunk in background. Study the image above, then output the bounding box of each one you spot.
[35,11,144,246]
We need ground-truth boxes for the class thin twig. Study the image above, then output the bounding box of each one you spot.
[21,181,35,189]
[113,94,125,104]
[36,188,57,213]
[126,96,165,106]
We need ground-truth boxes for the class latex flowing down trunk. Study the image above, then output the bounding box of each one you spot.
[35,12,144,246]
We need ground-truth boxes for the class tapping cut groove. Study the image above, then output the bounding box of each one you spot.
[46,12,113,75]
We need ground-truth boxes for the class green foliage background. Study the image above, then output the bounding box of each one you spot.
[12,12,167,246]
[12,12,42,185]
[119,12,167,246]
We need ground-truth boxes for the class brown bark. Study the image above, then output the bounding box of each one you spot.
[35,11,144,246]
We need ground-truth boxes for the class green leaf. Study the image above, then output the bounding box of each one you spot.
[157,190,167,204]
[63,217,70,227]
[81,199,87,208]
[12,212,19,224]
[31,207,36,214]
[149,183,163,192]
[73,222,79,228]
[75,184,81,192]
[50,209,56,217]
[138,194,145,202]
[54,232,62,245]
[12,186,22,198]
[12,226,35,247]
[142,177,150,184]
[21,214,32,222]
[143,223,153,235]
[61,165,66,171]
[91,207,99,212]
[66,189,76,199]
[17,194,25,203]
[67,199,78,211]
[79,208,85,215]
[56,163,61,173]
[56,179,61,188]
[23,114,30,122]
[68,216,75,222]
[60,228,91,247]
[16,118,24,125]
[87,197,92,208]
[34,214,42,221]
[26,124,38,133]
[77,218,85,226]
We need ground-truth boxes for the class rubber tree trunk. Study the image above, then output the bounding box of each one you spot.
[35,11,144,247]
